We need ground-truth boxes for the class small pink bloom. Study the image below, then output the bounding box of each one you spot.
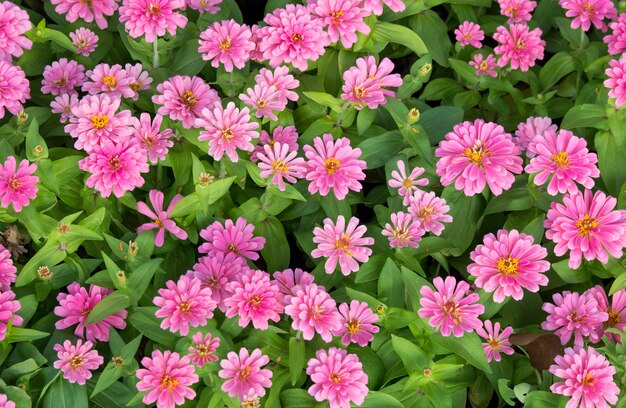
[136,350,198,408]
[186,0,221,13]
[0,61,29,119]
[0,2,32,62]
[388,159,428,205]
[469,54,498,77]
[514,116,557,155]
[560,0,617,31]
[255,66,300,106]
[334,300,379,347]
[82,63,134,99]
[125,63,153,100]
[70,27,98,56]
[239,84,283,121]
[198,20,254,72]
[257,142,307,191]
[153,75,219,129]
[53,340,103,385]
[584,285,626,343]
[188,332,220,367]
[251,125,299,162]
[341,56,402,110]
[0,156,38,213]
[418,276,485,337]
[454,21,484,48]
[476,320,514,362]
[363,0,405,15]
[0,290,22,341]
[198,217,266,261]
[407,190,452,236]
[493,23,545,71]
[132,113,174,163]
[0,245,15,291]
[41,58,85,96]
[119,0,187,43]
[186,253,246,312]
[382,211,424,248]
[498,0,537,23]
[50,0,118,29]
[0,394,15,408]
[137,189,187,247]
[272,268,315,299]
[285,283,342,342]
[309,0,370,48]
[51,93,79,123]
[219,348,273,400]
[604,55,626,108]
[604,13,626,55]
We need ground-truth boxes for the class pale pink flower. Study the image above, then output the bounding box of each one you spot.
[418,276,485,337]
[0,394,15,408]
[550,347,620,408]
[604,13,626,55]
[50,0,118,29]
[435,119,523,196]
[407,190,452,236]
[82,63,134,99]
[119,0,187,43]
[239,84,283,121]
[468,229,550,303]
[251,125,299,162]
[493,23,545,71]
[545,189,626,269]
[0,290,22,341]
[255,66,300,105]
[186,253,246,312]
[309,0,371,48]
[137,190,187,247]
[197,102,259,162]
[53,340,103,385]
[382,211,424,248]
[70,27,99,56]
[272,268,315,298]
[306,347,368,408]
[363,0,406,15]
[334,300,379,347]
[188,332,220,367]
[304,134,367,200]
[51,93,79,123]
[454,21,484,48]
[476,320,514,362]
[285,283,342,342]
[54,282,127,343]
[136,350,198,408]
[604,55,626,108]
[498,0,537,23]
[0,2,32,62]
[388,159,428,205]
[132,113,174,163]
[514,116,557,155]
[186,0,221,13]
[584,285,626,343]
[340,56,402,109]
[219,348,273,400]
[198,217,266,261]
[0,61,29,119]
[0,245,15,291]
[560,0,616,31]
[41,58,85,96]
[469,54,498,77]
[125,63,153,100]
[153,75,219,129]
[257,142,307,191]
[198,20,254,72]
[0,157,38,213]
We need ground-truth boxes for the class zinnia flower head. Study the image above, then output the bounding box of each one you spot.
[0,245,15,291]
[219,348,273,401]
[604,13,626,55]
[514,116,557,155]
[418,276,485,337]
[333,300,379,347]
[0,61,29,119]
[476,320,514,362]
[153,75,219,128]
[469,53,498,77]
[137,189,187,247]
[186,0,221,13]
[309,0,371,48]
[251,125,299,162]
[584,285,626,343]
[70,27,99,56]
[257,142,307,191]
[188,332,220,367]
[41,58,85,96]
[83,63,134,99]
[493,23,546,71]
[198,217,266,261]
[382,211,424,248]
[407,190,452,236]
[198,20,255,72]
[186,253,246,312]
[388,159,428,205]
[51,93,79,123]
[132,113,174,163]
[285,283,342,342]
[306,347,369,408]
[273,267,315,299]
[559,0,617,31]
[604,55,626,108]
[239,84,283,121]
[125,63,153,99]
[0,156,38,213]
[0,290,22,341]
[0,2,32,62]
[0,394,15,408]
[53,339,103,385]
[50,0,118,29]
[340,56,402,110]
[119,0,187,42]
[255,66,300,105]
[363,0,406,15]
[435,119,523,196]
[498,0,537,23]
[454,21,484,48]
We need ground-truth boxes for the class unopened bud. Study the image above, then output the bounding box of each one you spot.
[33,145,44,157]
[375,304,387,316]
[116,270,127,287]
[112,356,124,367]
[198,172,214,186]
[418,63,432,77]
[127,241,138,258]
[241,396,260,408]
[38,266,53,281]
[406,108,420,124]
[58,223,70,233]
[16,110,28,125]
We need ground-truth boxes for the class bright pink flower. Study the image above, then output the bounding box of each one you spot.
[312,216,374,275]
[341,56,402,110]
[119,0,187,42]
[309,0,370,48]
[493,23,545,71]
[407,190,452,236]
[560,0,617,31]
[198,20,254,72]
[285,283,342,342]
[255,66,300,106]
[198,217,266,261]
[418,276,485,337]
[388,159,428,205]
[541,291,608,348]
[469,54,498,77]
[0,61,29,119]
[187,253,246,312]
[584,286,626,343]
[78,138,149,198]
[605,56,626,108]
[153,75,219,129]
[545,189,626,269]
[51,93,79,123]
[132,113,174,163]
[304,134,367,200]
[550,347,620,408]
[251,125,299,162]
[498,0,537,23]
[137,190,187,247]
[604,13,626,55]
[0,2,32,61]
[125,63,153,100]
[53,340,103,385]
[435,119,523,196]
[50,0,118,29]
[188,332,220,367]
[272,268,315,298]
[136,350,198,408]
[0,157,38,213]
[514,116,557,155]
[186,0,220,13]
[224,269,284,330]
[219,348,273,400]
[382,211,424,248]
[257,142,307,191]
[82,63,134,99]
[258,4,329,71]
[54,282,127,343]
[197,102,259,162]
[0,394,15,408]
[363,0,405,15]
[70,27,98,56]
[476,320,514,362]
[0,245,15,291]
[239,84,283,121]
[41,58,85,96]
[0,290,22,341]
[454,21,484,48]
[334,300,379,347]
[468,229,550,303]
[306,347,368,408]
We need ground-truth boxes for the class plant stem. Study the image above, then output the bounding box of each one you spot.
[152,40,159,70]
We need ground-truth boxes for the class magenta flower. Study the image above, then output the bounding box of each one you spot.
[341,56,402,109]
[154,275,216,336]
[186,0,221,13]
[132,113,174,163]
[418,276,485,337]
[50,0,118,29]
[239,84,283,121]
[285,283,342,342]
[545,189,626,269]
[83,63,134,99]
[0,156,38,213]
[469,54,498,77]
[306,347,369,408]
[560,0,616,31]
[454,21,484,48]
[498,0,537,23]
[0,2,32,62]
[257,142,307,191]
[197,102,259,162]
[585,286,626,343]
[435,119,523,196]
[198,217,266,261]
[198,20,254,72]
[187,253,246,313]
[125,63,153,100]
[219,348,273,400]
[476,320,515,362]
[120,0,187,42]
[136,350,199,408]
[407,190,452,236]
[251,125,299,162]
[51,93,79,124]
[54,282,127,343]
[0,290,22,341]
[334,300,379,347]
[41,58,85,96]
[493,23,545,71]
[309,0,370,48]
[137,190,187,247]
[0,245,15,291]
[363,0,405,15]
[273,267,315,298]
[0,61,29,119]
[605,56,626,108]
[53,340,103,385]
[382,211,424,248]
[188,332,220,367]
[0,394,15,408]
[604,14,626,55]
[153,75,219,129]
[70,28,99,56]
[388,159,428,205]
[255,66,300,106]
[514,116,557,155]
[550,347,620,408]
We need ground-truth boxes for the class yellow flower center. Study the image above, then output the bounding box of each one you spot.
[506,6,518,17]
[330,373,342,384]
[392,226,410,243]
[91,114,109,129]
[581,2,595,14]
[581,373,594,387]
[248,294,262,307]
[575,214,597,236]
[488,337,500,350]
[604,310,621,329]
[8,177,21,191]
[271,160,289,173]
[144,136,155,147]
[102,75,117,87]
[346,318,360,334]
[497,257,519,276]
[181,90,198,108]
[257,98,268,109]
[324,158,341,175]
[154,219,163,228]
[334,234,353,256]
[178,301,192,315]
[160,374,179,391]
[147,2,161,15]
[291,33,303,43]
[354,85,366,100]
[221,128,235,141]
[416,206,435,221]
[514,39,525,50]
[309,305,323,320]
[442,300,462,326]
[331,10,344,24]
[227,242,238,254]
[69,356,85,369]
[108,156,121,170]
[220,38,231,49]
[464,145,488,166]
[195,344,210,357]
[130,81,142,92]
[239,365,251,380]
[402,178,414,189]
[552,151,570,168]
[479,61,489,71]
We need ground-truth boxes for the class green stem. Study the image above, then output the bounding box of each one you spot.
[152,40,159,70]
[578,27,585,52]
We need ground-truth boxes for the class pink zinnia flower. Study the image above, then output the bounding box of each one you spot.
[53,340,103,385]
[136,350,198,408]
[285,283,342,342]
[273,267,315,298]
[435,119,523,196]
[239,84,283,121]
[0,156,38,213]
[187,253,246,313]
[514,116,557,155]
[340,56,402,110]
[257,142,307,191]
[51,93,79,123]
[388,159,428,205]
[0,290,22,341]
[0,61,29,119]
[541,291,608,348]
[312,216,374,275]
[306,347,368,408]
[418,276,485,337]
[251,125,299,162]
[153,75,219,129]
[493,23,545,71]
[545,189,626,269]
[119,0,187,42]
[604,56,626,108]
[186,0,221,13]
[255,66,300,106]
[334,300,379,347]
[132,113,174,163]
[560,0,617,31]
[304,134,367,200]
[0,2,32,62]
[309,0,370,48]
[198,217,266,261]
[54,282,127,343]
[50,0,118,29]
[219,348,273,400]
[137,189,188,247]
[454,21,484,48]
[407,190,452,236]
[604,13,626,55]
[258,4,329,71]
[153,275,216,336]
[584,286,626,343]
[550,347,620,408]
[70,27,99,56]
[78,138,149,198]
[476,320,515,362]
[198,20,254,72]
[363,0,405,15]
[468,230,550,303]
[82,63,134,99]
[41,58,85,96]
[188,332,220,367]
[469,54,498,77]
[125,63,153,100]
[382,211,424,248]
[498,0,537,23]
[0,245,15,291]
[0,394,15,408]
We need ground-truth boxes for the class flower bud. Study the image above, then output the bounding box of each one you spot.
[198,172,214,186]
[16,110,28,125]
[418,63,432,77]
[116,270,127,287]
[406,108,420,124]
[38,266,53,281]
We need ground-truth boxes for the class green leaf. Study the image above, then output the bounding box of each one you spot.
[595,130,626,196]
[552,259,591,284]
[409,11,450,66]
[288,337,305,385]
[127,258,162,303]
[302,91,343,112]
[497,378,517,406]
[41,28,76,52]
[524,391,567,408]
[257,216,290,272]
[539,52,576,90]
[561,104,607,130]
[25,118,49,161]
[43,376,88,408]
[374,22,428,56]
[378,258,404,308]
[199,176,237,206]
[357,109,377,135]
[431,333,492,375]
[448,58,478,84]
[128,308,177,349]
[391,335,431,373]
[279,389,317,408]
[358,131,405,169]
[483,187,534,215]
[420,106,464,144]
[170,39,206,75]
[90,363,123,398]
[361,391,404,408]
[85,291,131,325]
[0,386,32,408]
[168,193,200,218]
[16,241,66,287]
